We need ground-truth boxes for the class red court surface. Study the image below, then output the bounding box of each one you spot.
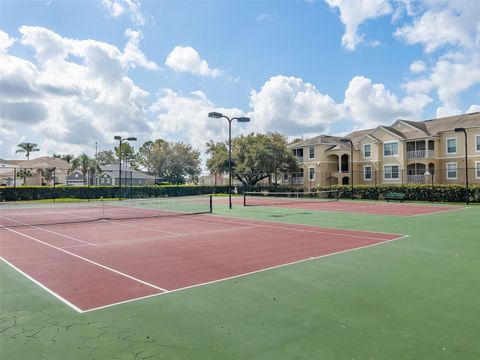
[238,197,464,216]
[0,215,404,313]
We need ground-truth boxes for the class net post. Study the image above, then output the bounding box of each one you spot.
[243,192,246,206]
[209,195,213,213]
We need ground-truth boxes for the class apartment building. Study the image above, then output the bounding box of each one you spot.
[287,112,480,188]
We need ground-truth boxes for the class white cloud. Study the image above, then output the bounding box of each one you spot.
[467,104,480,113]
[257,13,273,21]
[149,89,244,152]
[409,60,426,73]
[122,29,158,70]
[395,1,480,53]
[165,46,221,78]
[101,0,146,25]
[344,76,431,127]
[435,106,461,118]
[325,0,391,50]
[0,26,155,158]
[0,30,15,54]
[249,75,346,135]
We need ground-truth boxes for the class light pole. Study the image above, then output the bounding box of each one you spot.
[114,136,137,200]
[340,138,354,199]
[454,127,469,204]
[208,112,250,209]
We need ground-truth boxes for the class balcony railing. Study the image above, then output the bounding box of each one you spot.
[406,150,435,159]
[407,174,425,183]
[295,156,304,162]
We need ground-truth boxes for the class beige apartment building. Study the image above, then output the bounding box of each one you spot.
[286,112,480,189]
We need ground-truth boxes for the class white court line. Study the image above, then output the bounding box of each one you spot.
[179,215,402,241]
[2,227,169,294]
[181,213,406,237]
[82,233,410,313]
[81,225,263,247]
[410,206,470,217]
[0,256,83,313]
[0,215,96,246]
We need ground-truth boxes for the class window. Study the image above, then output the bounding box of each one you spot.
[364,166,372,181]
[476,162,480,179]
[383,142,399,157]
[446,138,457,154]
[100,178,105,184]
[364,144,371,158]
[446,163,457,179]
[309,167,315,181]
[309,146,315,159]
[384,165,399,179]
[293,148,303,157]
[476,135,480,152]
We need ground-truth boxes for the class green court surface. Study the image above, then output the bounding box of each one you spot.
[1,201,479,359]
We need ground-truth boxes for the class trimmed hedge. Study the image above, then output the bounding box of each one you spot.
[0,185,229,202]
[315,184,480,203]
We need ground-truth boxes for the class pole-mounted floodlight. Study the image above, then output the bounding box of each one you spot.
[208,111,251,209]
[340,138,354,199]
[454,127,468,204]
[114,135,137,200]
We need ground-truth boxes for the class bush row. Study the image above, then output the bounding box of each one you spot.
[314,184,480,203]
[0,185,230,201]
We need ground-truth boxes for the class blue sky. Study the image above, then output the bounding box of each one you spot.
[1,0,479,161]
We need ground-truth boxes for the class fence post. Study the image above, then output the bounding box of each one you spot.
[53,168,56,203]
[13,167,17,202]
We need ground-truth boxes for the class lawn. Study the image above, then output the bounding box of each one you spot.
[1,201,479,359]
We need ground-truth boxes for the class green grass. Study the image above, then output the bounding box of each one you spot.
[1,202,479,359]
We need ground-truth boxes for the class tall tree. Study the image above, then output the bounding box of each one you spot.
[16,168,34,185]
[205,132,299,186]
[71,154,101,185]
[114,142,137,168]
[53,153,74,163]
[136,141,156,174]
[167,142,201,184]
[96,150,117,165]
[15,143,40,160]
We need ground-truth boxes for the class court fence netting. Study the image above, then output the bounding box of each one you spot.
[0,195,213,229]
[243,189,339,207]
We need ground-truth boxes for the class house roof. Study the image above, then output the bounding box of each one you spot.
[99,164,155,179]
[290,111,480,149]
[3,156,70,169]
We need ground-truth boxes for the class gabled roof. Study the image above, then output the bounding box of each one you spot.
[4,156,70,169]
[288,135,342,148]
[397,119,430,135]
[423,112,480,135]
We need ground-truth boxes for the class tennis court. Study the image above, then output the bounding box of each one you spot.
[242,190,464,216]
[0,197,404,312]
[1,195,479,360]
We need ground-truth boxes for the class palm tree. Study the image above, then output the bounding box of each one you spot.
[15,143,40,160]
[17,168,34,185]
[71,154,101,185]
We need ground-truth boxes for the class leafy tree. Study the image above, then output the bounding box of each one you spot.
[17,168,34,185]
[145,139,201,184]
[15,143,40,160]
[136,141,156,174]
[96,150,117,165]
[71,154,101,185]
[114,142,137,168]
[42,168,56,185]
[205,132,299,186]
[53,153,74,163]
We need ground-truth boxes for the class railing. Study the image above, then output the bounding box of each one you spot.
[407,175,426,183]
[406,150,435,159]
[295,156,304,162]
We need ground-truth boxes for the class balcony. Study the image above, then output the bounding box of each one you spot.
[406,150,435,159]
[295,156,304,162]
[407,174,435,183]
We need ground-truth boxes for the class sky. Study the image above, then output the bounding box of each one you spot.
[1,0,479,162]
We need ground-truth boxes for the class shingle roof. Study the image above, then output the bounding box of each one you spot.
[289,135,342,148]
[423,112,480,135]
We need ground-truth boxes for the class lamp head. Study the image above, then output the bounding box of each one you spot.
[236,117,250,123]
[208,112,223,119]
[126,137,137,141]
[340,138,352,143]
[114,136,122,140]
[454,127,466,133]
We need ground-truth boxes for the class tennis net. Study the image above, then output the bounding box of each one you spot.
[243,190,339,207]
[0,195,212,229]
